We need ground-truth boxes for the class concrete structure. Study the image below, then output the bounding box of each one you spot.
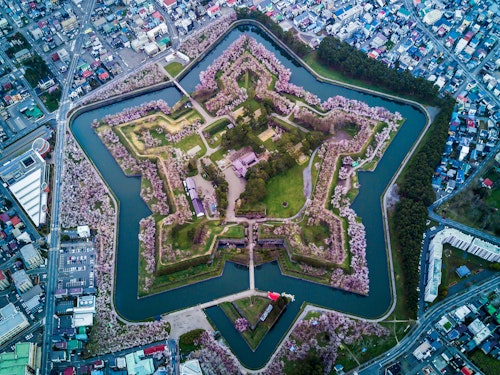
[467,238,500,262]
[61,16,78,32]
[125,350,154,375]
[20,243,44,269]
[77,225,90,238]
[11,270,33,293]
[0,150,49,227]
[0,270,9,290]
[32,138,50,158]
[74,295,96,314]
[0,342,38,375]
[424,229,473,302]
[72,313,93,328]
[0,304,29,346]
[425,228,499,302]
[180,359,202,375]
[184,178,205,218]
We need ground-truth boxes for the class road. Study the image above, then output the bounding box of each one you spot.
[359,274,500,375]
[403,0,500,108]
[40,1,98,374]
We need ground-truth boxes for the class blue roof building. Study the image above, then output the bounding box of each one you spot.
[456,265,471,278]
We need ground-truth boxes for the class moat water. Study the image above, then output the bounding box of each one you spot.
[70,25,426,368]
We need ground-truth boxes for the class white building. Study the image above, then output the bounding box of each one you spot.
[467,238,500,262]
[424,229,473,303]
[11,270,33,293]
[0,303,29,345]
[20,243,44,269]
[0,149,49,227]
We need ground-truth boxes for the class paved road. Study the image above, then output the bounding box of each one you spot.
[40,1,98,374]
[359,274,500,375]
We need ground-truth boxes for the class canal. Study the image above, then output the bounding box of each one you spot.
[70,25,426,368]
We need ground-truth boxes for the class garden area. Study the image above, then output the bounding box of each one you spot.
[437,245,497,300]
[220,295,289,350]
[164,61,184,77]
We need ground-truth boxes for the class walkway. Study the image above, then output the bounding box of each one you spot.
[248,222,255,290]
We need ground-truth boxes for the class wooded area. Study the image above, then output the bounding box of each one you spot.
[317,37,441,105]
[393,99,455,317]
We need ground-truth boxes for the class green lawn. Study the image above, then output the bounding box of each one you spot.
[175,133,207,158]
[179,329,204,353]
[470,350,500,375]
[165,62,184,77]
[224,225,245,239]
[209,148,226,164]
[233,296,270,326]
[264,163,305,217]
[206,118,231,136]
[486,187,500,209]
[39,89,61,112]
[437,245,492,300]
[220,302,269,350]
[300,221,329,245]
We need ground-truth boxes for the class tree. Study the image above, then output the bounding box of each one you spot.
[243,177,266,205]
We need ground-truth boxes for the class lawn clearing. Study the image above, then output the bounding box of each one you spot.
[165,62,184,77]
[233,296,270,326]
[223,225,245,239]
[264,163,306,217]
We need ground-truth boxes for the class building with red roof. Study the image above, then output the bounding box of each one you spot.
[163,0,177,9]
[482,178,494,189]
[10,216,21,227]
[144,344,165,355]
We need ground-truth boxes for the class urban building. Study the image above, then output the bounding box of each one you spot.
[0,304,29,346]
[467,238,500,262]
[0,270,9,290]
[0,149,49,227]
[0,342,38,375]
[11,270,33,293]
[20,243,44,269]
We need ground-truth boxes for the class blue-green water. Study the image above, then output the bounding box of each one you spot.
[70,25,426,368]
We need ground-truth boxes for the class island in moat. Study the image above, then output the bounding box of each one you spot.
[63,27,408,372]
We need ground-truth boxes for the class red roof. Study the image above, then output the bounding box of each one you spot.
[483,178,493,188]
[268,291,280,301]
[461,367,472,375]
[163,0,176,6]
[63,368,75,375]
[144,345,165,355]
[0,270,5,280]
[10,216,21,226]
[82,70,92,78]
[98,72,109,80]
[51,53,60,61]
[152,11,163,19]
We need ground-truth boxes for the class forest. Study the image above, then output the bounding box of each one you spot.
[317,37,441,106]
[393,98,455,317]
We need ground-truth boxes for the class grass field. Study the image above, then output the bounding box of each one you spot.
[470,350,500,375]
[175,133,207,158]
[220,301,269,350]
[233,296,270,326]
[165,62,184,77]
[264,163,306,217]
[438,245,491,299]
[223,225,245,239]
[300,221,330,245]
